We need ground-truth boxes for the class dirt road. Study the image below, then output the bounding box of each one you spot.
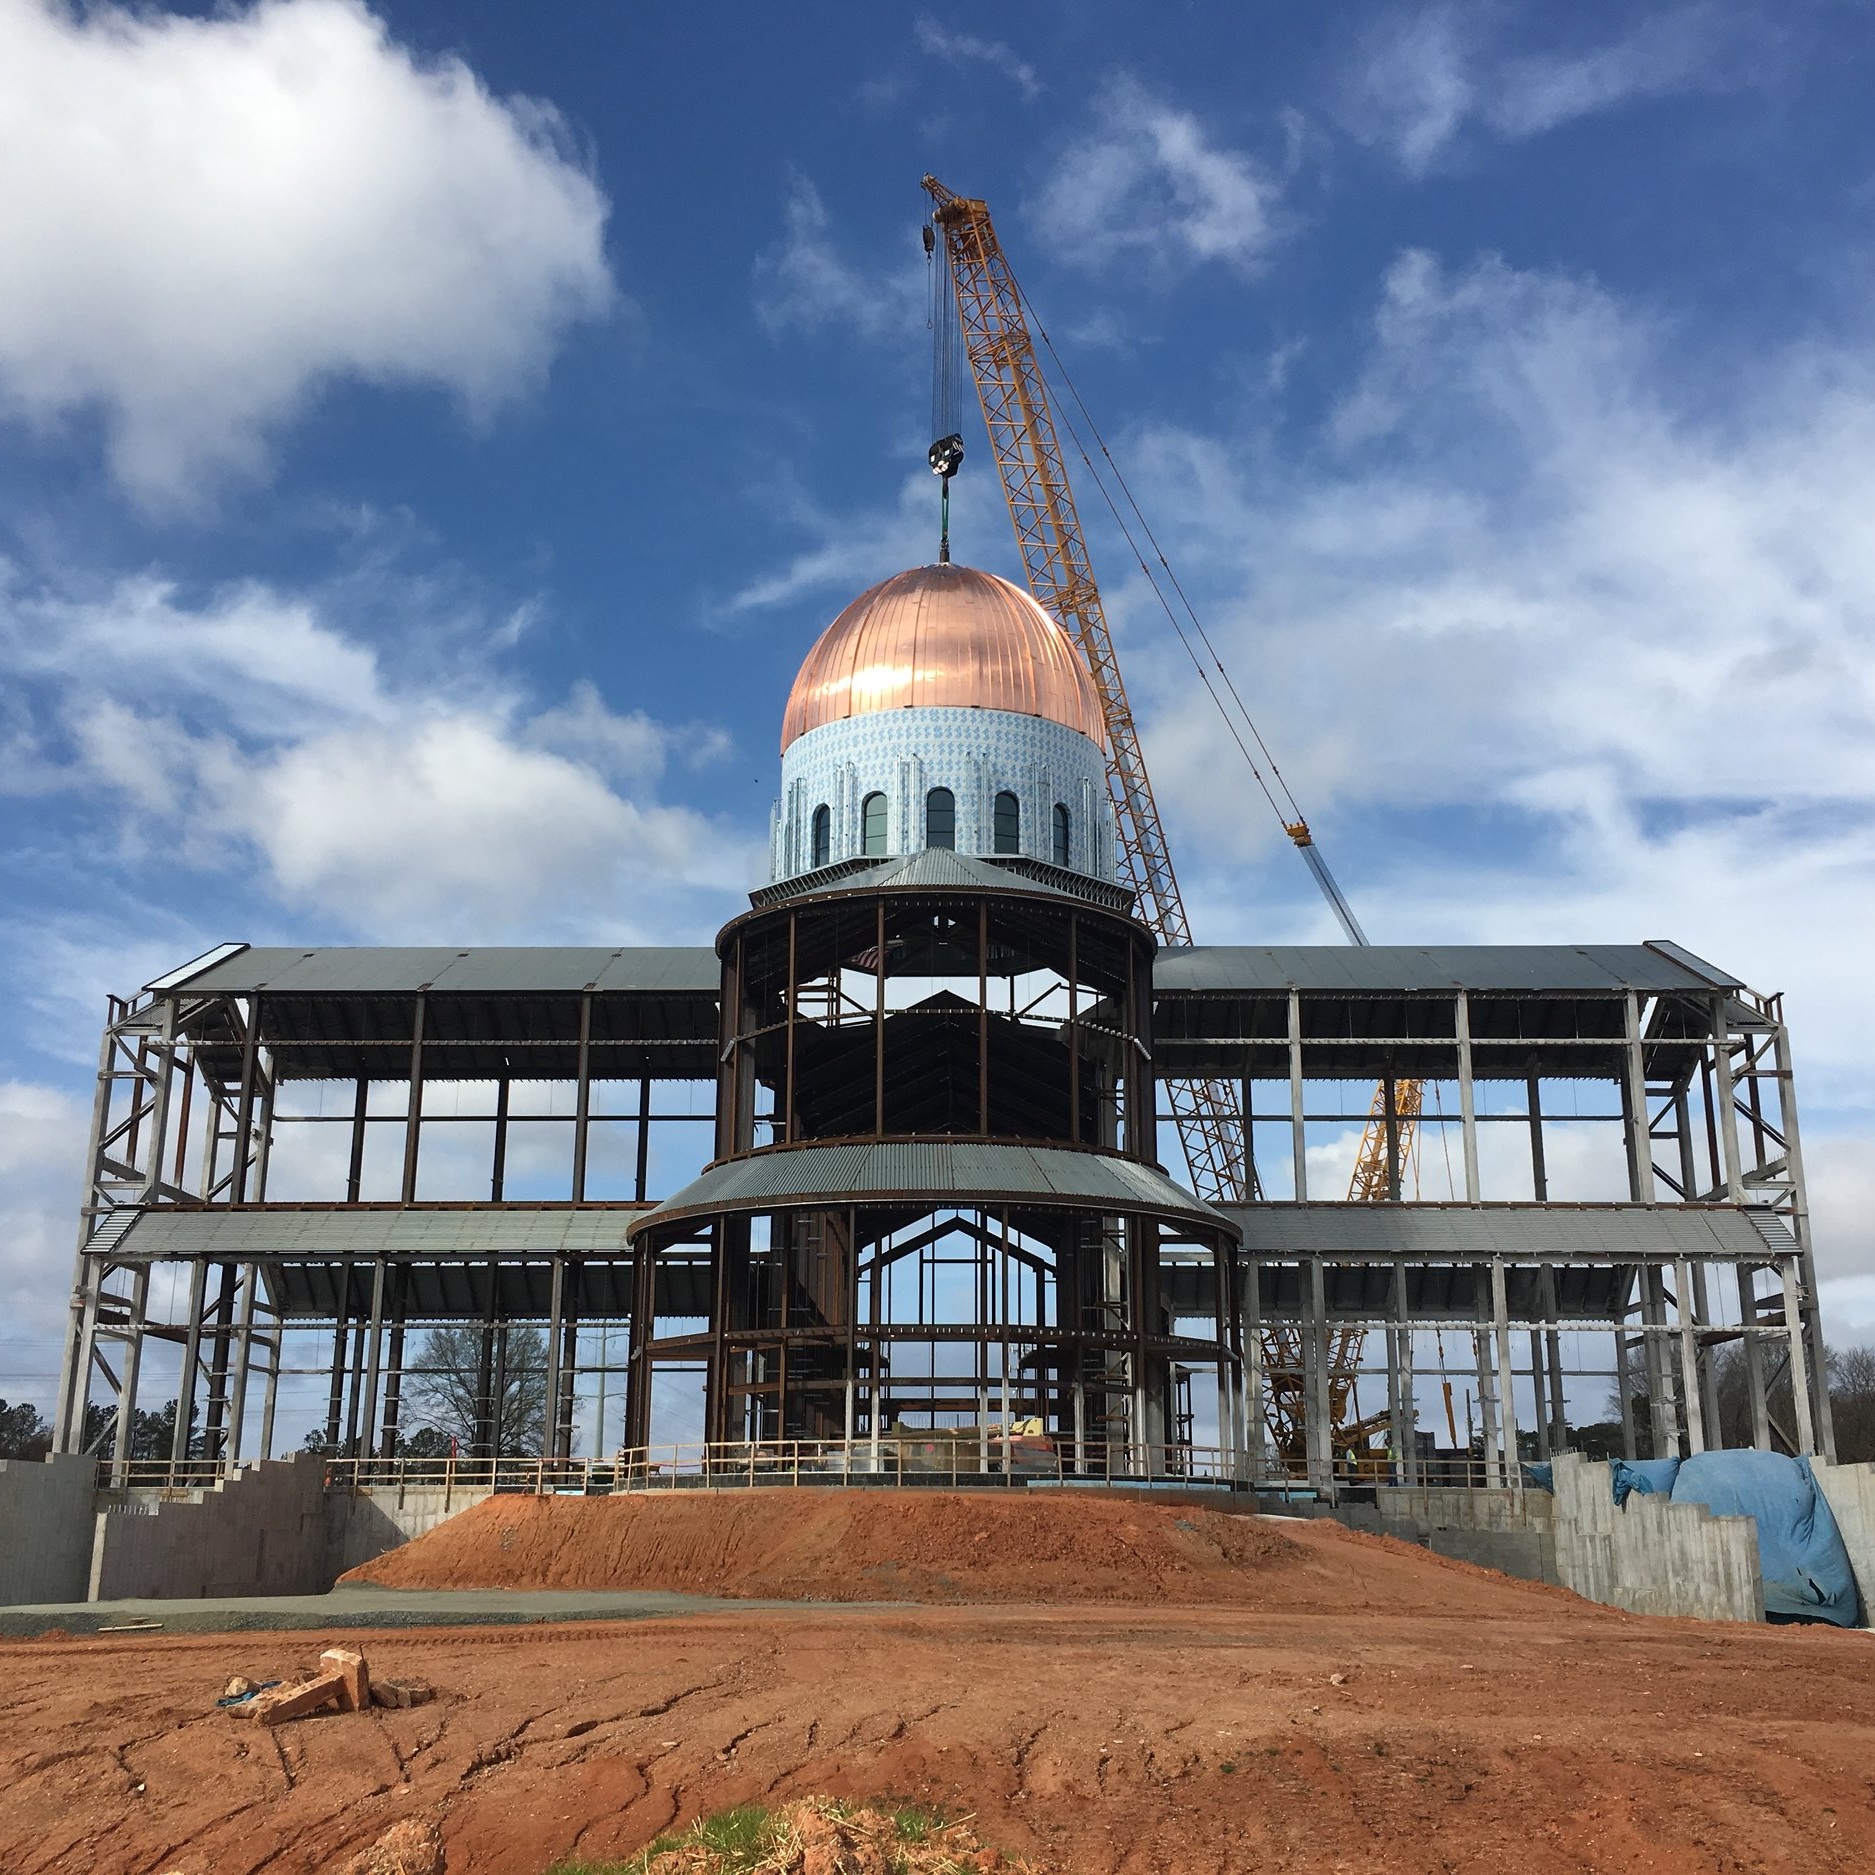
[5,1589,1873,1873]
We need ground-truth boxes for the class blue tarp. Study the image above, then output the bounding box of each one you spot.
[1609,1456,1681,1506]
[1670,1451,1860,1626]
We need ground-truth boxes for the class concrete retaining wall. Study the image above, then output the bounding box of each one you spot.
[83,1460,493,1602]
[1551,1453,1762,1622]
[1812,1460,1875,1625]
[0,1454,99,1604]
[1372,1463,1763,1619]
[90,1453,332,1601]
[1376,1484,1556,1535]
[326,1478,494,1577]
[1374,1484,1560,1587]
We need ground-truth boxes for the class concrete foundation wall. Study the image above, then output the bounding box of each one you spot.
[1374,1484,1560,1586]
[90,1453,332,1601]
[1376,1485,1555,1536]
[84,1460,494,1602]
[326,1479,494,1577]
[1373,1465,1762,1619]
[1812,1460,1875,1625]
[0,1455,99,1604]
[1551,1453,1762,1622]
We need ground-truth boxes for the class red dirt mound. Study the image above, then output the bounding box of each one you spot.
[343,1488,1559,1611]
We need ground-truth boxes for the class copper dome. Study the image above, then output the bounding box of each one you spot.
[780,563,1106,753]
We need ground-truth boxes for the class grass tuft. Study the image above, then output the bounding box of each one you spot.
[547,1795,1032,1874]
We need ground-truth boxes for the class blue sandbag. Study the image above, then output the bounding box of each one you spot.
[1670,1450,1859,1626]
[1610,1456,1681,1506]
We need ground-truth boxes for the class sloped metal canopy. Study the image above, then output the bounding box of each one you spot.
[629,1140,1230,1240]
[748,848,1132,913]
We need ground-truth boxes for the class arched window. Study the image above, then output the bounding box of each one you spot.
[1052,802,1071,868]
[810,803,831,869]
[925,786,955,850]
[993,790,1020,854]
[861,791,888,857]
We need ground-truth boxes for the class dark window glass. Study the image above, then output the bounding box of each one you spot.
[862,791,888,857]
[810,804,831,868]
[993,790,1020,854]
[1052,802,1071,867]
[925,787,955,850]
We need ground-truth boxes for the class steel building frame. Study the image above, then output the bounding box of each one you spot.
[52,938,1831,1490]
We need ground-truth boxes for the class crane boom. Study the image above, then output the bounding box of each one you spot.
[924,175,1250,1206]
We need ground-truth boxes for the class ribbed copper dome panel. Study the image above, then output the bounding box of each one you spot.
[780,563,1106,753]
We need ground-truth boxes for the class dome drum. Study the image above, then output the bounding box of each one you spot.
[772,706,1116,884]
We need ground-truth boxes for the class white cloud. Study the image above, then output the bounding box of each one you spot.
[1346,3,1769,174]
[1030,78,1288,276]
[2,570,760,942]
[1345,9,1476,176]
[221,713,738,935]
[913,18,1039,99]
[0,1080,87,1353]
[1129,251,1875,857]
[753,174,923,341]
[0,569,390,739]
[0,0,613,506]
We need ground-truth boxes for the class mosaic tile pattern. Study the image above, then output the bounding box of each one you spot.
[769,706,1116,883]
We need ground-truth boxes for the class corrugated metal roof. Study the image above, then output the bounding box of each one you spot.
[1218,1201,1793,1261]
[154,946,721,996]
[631,1141,1227,1239]
[113,1205,645,1257]
[1155,940,1742,995]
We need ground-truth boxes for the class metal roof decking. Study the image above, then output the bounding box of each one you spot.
[148,937,1745,1001]
[152,945,721,996]
[1153,940,1741,995]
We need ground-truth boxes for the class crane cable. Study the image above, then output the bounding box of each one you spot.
[924,220,965,561]
[989,249,1320,852]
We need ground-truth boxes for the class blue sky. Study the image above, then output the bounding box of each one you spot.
[4,0,1875,1413]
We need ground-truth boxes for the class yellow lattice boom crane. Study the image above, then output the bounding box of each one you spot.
[923,175,1249,1206]
[924,176,1419,1468]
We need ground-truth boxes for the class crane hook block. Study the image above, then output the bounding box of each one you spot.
[922,224,936,256]
[928,433,965,479]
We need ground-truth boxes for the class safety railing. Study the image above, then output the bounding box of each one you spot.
[96,1442,1514,1496]
[100,1436,1259,1495]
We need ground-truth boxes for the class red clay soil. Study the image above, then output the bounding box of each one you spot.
[6,1594,1875,1875]
[341,1488,1559,1613]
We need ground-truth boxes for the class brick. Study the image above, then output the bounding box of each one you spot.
[245,1671,345,1726]
[319,1647,371,1713]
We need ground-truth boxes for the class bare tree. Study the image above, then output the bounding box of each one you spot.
[1830,1344,1875,1464]
[400,1324,550,1457]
